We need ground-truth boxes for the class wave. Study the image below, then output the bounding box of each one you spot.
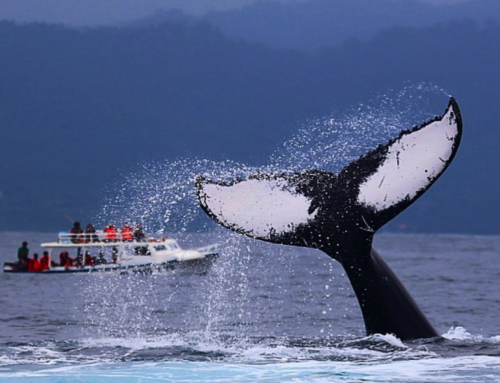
[1,355,500,383]
[1,327,499,366]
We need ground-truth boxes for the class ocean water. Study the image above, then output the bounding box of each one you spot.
[1,231,500,382]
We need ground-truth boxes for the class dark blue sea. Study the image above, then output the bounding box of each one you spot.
[1,231,500,382]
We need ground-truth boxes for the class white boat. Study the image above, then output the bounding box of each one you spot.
[3,231,219,274]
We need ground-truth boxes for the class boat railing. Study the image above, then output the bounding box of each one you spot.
[58,231,133,244]
[57,232,172,245]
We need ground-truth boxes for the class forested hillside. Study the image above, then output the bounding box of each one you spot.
[200,0,500,51]
[0,19,498,232]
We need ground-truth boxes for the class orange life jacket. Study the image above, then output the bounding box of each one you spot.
[104,226,117,239]
[40,255,50,271]
[28,259,41,272]
[121,226,133,241]
[59,252,74,267]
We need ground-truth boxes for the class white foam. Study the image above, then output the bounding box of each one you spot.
[442,326,500,343]
[3,356,500,383]
[369,333,408,349]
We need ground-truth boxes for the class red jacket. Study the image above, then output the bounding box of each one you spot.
[121,226,133,241]
[28,259,41,272]
[104,225,117,239]
[84,254,93,266]
[40,255,50,271]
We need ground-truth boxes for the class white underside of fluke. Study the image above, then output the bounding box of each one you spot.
[199,178,316,238]
[357,105,459,212]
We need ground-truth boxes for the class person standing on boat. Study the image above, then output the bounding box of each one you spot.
[17,241,29,271]
[133,223,146,242]
[70,222,84,243]
[40,251,50,271]
[104,223,118,242]
[28,253,41,272]
[85,224,99,243]
[121,221,133,242]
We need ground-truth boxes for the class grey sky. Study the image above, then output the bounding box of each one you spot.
[0,0,474,26]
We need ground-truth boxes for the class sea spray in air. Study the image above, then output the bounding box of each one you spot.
[271,83,451,173]
[96,84,450,236]
[79,84,453,347]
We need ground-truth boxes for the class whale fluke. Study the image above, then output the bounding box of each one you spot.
[196,98,462,340]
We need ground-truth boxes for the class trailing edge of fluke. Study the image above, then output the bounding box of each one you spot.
[196,98,462,340]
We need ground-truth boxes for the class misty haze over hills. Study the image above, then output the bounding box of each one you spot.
[1,0,496,51]
[0,0,478,25]
[200,0,500,51]
[0,0,499,234]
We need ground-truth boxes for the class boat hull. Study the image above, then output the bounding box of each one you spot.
[3,254,218,275]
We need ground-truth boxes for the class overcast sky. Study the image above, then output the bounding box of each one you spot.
[0,0,474,26]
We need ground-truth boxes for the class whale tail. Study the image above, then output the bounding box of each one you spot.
[196,98,462,340]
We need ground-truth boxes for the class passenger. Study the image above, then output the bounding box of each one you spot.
[64,257,74,268]
[84,251,93,266]
[85,224,99,243]
[39,251,50,271]
[70,222,84,244]
[59,251,73,267]
[104,223,118,242]
[17,241,29,271]
[75,253,83,267]
[97,252,107,265]
[112,247,118,264]
[121,221,133,242]
[133,223,146,242]
[60,251,67,266]
[28,253,41,272]
[59,251,66,266]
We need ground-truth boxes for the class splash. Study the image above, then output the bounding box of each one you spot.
[97,83,450,235]
[82,84,451,344]
[96,158,259,236]
[443,326,500,344]
[271,83,450,173]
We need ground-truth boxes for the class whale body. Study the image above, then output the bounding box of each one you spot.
[196,98,462,340]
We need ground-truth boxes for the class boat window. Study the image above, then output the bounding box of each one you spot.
[135,246,150,256]
[154,245,167,251]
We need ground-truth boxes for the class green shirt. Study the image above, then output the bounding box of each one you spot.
[18,246,29,261]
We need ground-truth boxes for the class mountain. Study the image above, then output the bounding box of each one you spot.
[0,19,499,233]
[201,0,500,51]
